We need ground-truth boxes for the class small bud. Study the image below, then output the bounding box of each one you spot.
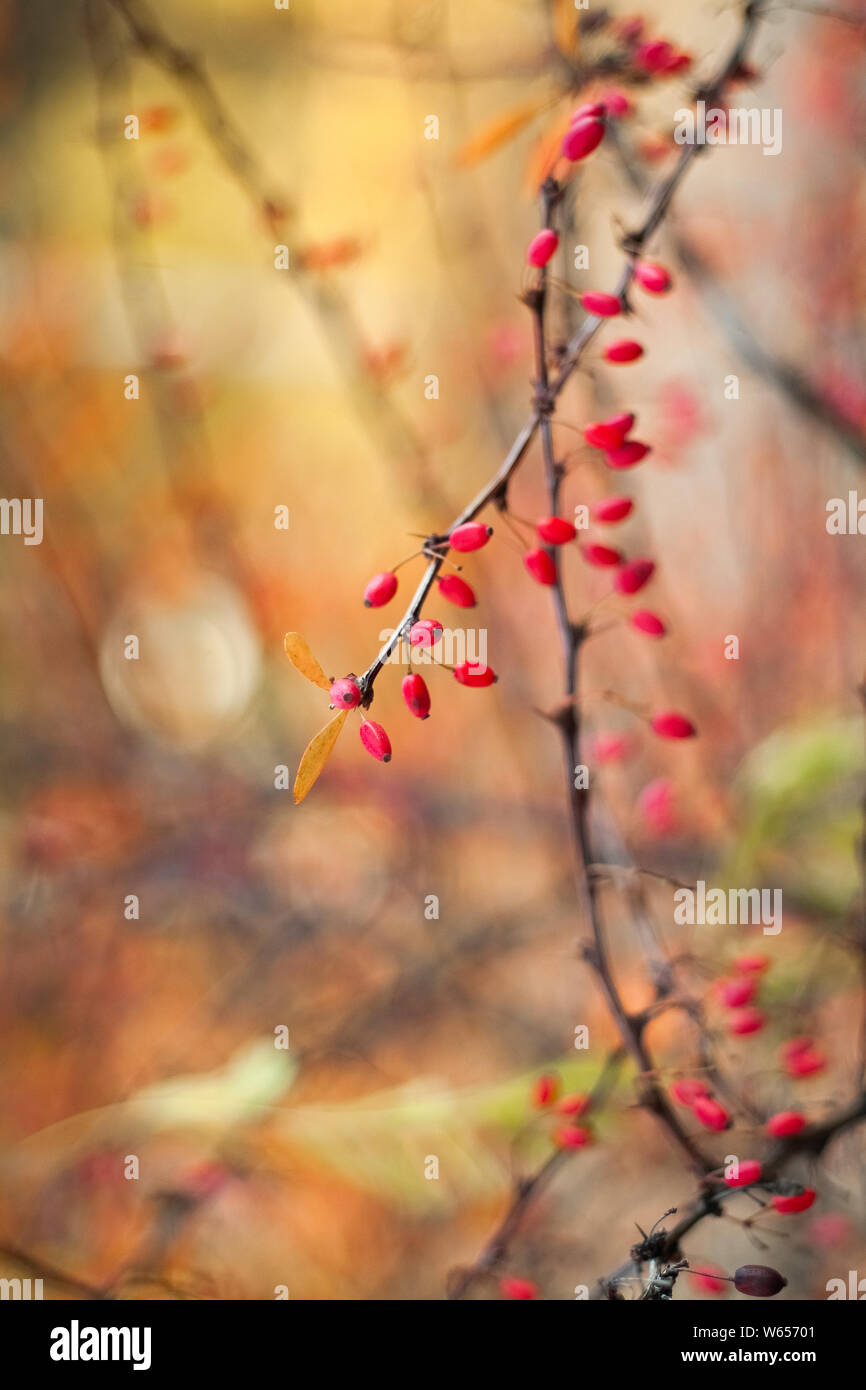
[772,1188,816,1215]
[454,661,497,687]
[437,574,477,607]
[359,719,392,762]
[581,290,622,318]
[561,115,605,161]
[531,1074,559,1107]
[733,1265,787,1297]
[766,1110,806,1138]
[537,515,577,545]
[527,229,559,267]
[554,1124,591,1149]
[604,338,643,363]
[669,1078,708,1106]
[584,412,635,450]
[409,618,444,648]
[781,1036,826,1078]
[524,547,557,585]
[401,673,431,719]
[593,496,634,523]
[569,101,606,122]
[605,440,651,469]
[591,731,633,763]
[650,711,697,740]
[631,609,666,637]
[556,1092,590,1116]
[599,88,632,118]
[733,953,770,974]
[364,570,398,607]
[717,977,757,1008]
[500,1276,537,1300]
[692,1095,730,1131]
[638,776,677,834]
[449,521,492,552]
[329,677,362,710]
[725,1159,762,1188]
[634,260,672,294]
[615,558,655,594]
[581,542,622,567]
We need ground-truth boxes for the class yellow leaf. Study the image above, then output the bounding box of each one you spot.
[284,631,331,692]
[455,97,550,168]
[553,0,581,61]
[294,708,348,804]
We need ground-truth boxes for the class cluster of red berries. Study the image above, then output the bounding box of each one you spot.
[531,1072,593,1151]
[714,951,770,1038]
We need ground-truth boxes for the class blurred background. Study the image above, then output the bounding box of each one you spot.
[0,0,865,1299]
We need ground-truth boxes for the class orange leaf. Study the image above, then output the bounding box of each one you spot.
[552,0,581,61]
[284,632,331,692]
[455,97,550,169]
[294,708,349,804]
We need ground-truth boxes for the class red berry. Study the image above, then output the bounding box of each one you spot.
[570,101,606,122]
[581,542,622,567]
[364,570,398,607]
[359,719,391,762]
[591,731,632,763]
[733,1265,787,1297]
[554,1124,591,1149]
[437,574,476,607]
[782,1037,826,1078]
[689,1264,729,1295]
[630,609,666,637]
[449,521,492,553]
[725,1159,762,1188]
[728,1007,766,1036]
[599,88,632,118]
[524,547,557,585]
[329,677,362,710]
[638,777,677,834]
[767,1110,806,1139]
[409,618,443,648]
[537,515,576,545]
[670,1078,708,1106]
[581,290,621,317]
[605,440,651,469]
[615,558,655,594]
[593,496,633,523]
[772,1188,816,1215]
[692,1096,730,1131]
[651,711,697,740]
[454,661,497,687]
[500,1276,537,1300]
[634,261,672,294]
[557,1092,590,1117]
[584,411,635,450]
[531,1073,559,1107]
[604,338,643,363]
[665,53,692,75]
[527,229,559,267]
[561,115,605,161]
[635,39,676,73]
[718,977,757,1008]
[401,673,431,719]
[733,953,770,974]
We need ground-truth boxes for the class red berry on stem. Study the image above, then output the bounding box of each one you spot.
[554,1124,591,1149]
[557,1092,590,1116]
[569,101,606,122]
[500,1277,537,1301]
[772,1188,816,1215]
[651,711,697,740]
[599,88,632,118]
[631,609,666,637]
[562,115,605,161]
[734,953,770,974]
[615,558,655,594]
[605,440,650,469]
[766,1110,806,1138]
[527,229,559,267]
[584,411,635,450]
[604,339,643,363]
[454,661,497,688]
[593,496,634,523]
[725,1159,762,1188]
[635,39,675,73]
[449,521,492,552]
[592,732,632,763]
[692,1096,730,1131]
[718,977,757,1008]
[409,618,443,648]
[670,1078,708,1106]
[329,677,362,710]
[782,1036,826,1078]
[531,1074,559,1107]
[581,290,622,317]
[537,515,577,545]
[401,673,431,719]
[524,547,557,585]
[581,542,622,568]
[634,260,672,294]
[733,1265,787,1297]
[728,1006,766,1036]
[437,574,476,607]
[364,570,398,607]
[359,719,392,762]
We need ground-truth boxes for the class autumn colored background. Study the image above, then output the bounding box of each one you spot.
[1,0,865,1299]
